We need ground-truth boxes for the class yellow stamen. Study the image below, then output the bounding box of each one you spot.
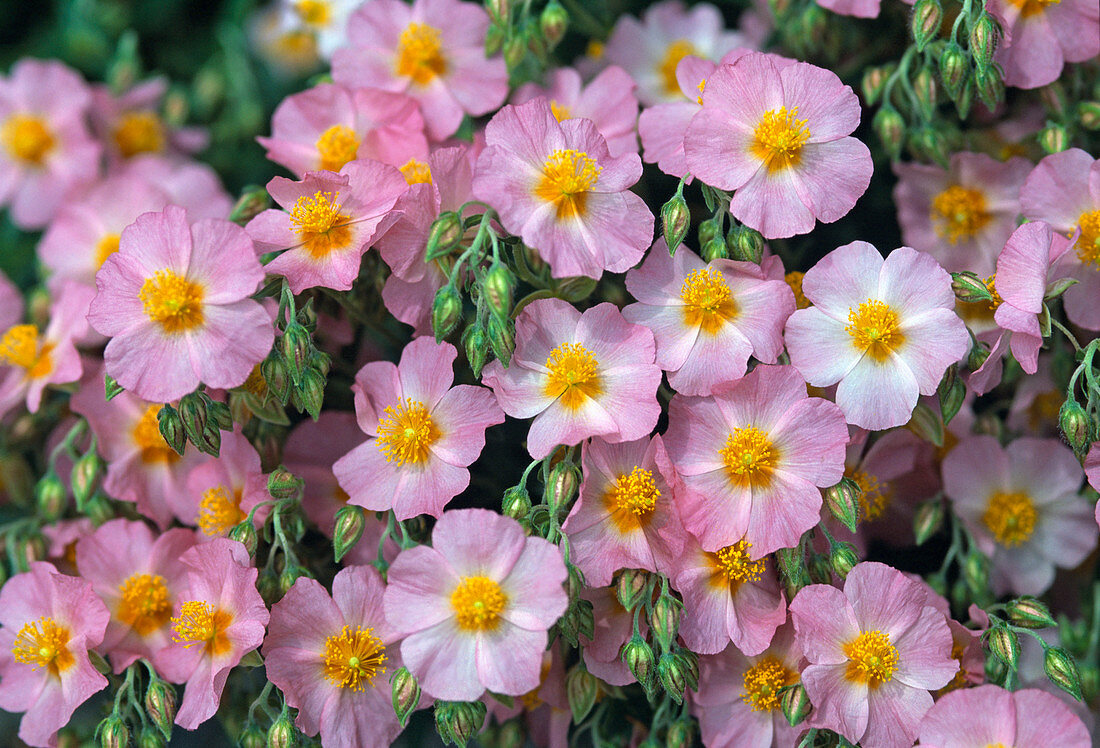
[785,271,809,310]
[680,267,737,334]
[740,656,797,712]
[295,0,332,25]
[846,300,904,362]
[376,397,440,466]
[549,100,572,122]
[11,617,74,677]
[709,540,765,590]
[751,107,810,172]
[288,190,352,259]
[931,185,991,244]
[171,600,234,656]
[982,491,1037,547]
[1009,0,1061,16]
[323,625,387,691]
[450,576,507,631]
[113,111,165,158]
[198,485,245,536]
[399,158,432,185]
[533,149,602,221]
[586,40,604,60]
[543,342,602,410]
[1073,209,1100,268]
[720,427,777,490]
[133,404,181,464]
[604,466,659,532]
[844,630,899,687]
[315,124,359,172]
[395,23,448,86]
[117,573,173,636]
[0,324,54,379]
[96,233,121,268]
[849,469,891,522]
[658,40,695,96]
[139,269,205,334]
[2,114,55,166]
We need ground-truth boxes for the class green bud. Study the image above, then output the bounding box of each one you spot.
[496,719,524,748]
[988,625,1020,670]
[861,64,895,106]
[35,472,67,520]
[228,186,271,226]
[955,77,975,119]
[808,554,833,584]
[425,211,464,261]
[239,723,267,748]
[435,700,486,747]
[484,23,504,56]
[557,595,595,646]
[432,285,463,342]
[267,466,300,500]
[781,682,812,726]
[910,126,951,168]
[830,542,859,580]
[697,217,720,246]
[1078,101,1100,130]
[262,353,291,405]
[620,634,655,688]
[104,373,124,401]
[1059,399,1090,452]
[485,313,515,366]
[503,36,527,70]
[391,667,421,727]
[938,364,966,425]
[539,1,568,48]
[1006,596,1056,629]
[99,715,129,748]
[1038,123,1069,155]
[544,461,580,514]
[913,67,939,120]
[823,478,862,533]
[1044,646,1083,700]
[963,550,989,594]
[137,728,166,748]
[913,499,945,546]
[157,404,186,456]
[483,262,515,318]
[616,569,649,612]
[71,451,104,508]
[938,43,969,100]
[968,340,991,372]
[873,106,906,160]
[228,520,258,557]
[909,402,945,447]
[207,399,233,432]
[776,545,807,597]
[648,593,683,653]
[553,275,598,303]
[565,664,598,722]
[144,677,177,740]
[969,14,999,67]
[84,493,115,526]
[1044,276,1078,300]
[732,226,765,264]
[661,192,691,252]
[501,485,531,520]
[911,0,942,52]
[657,652,690,703]
[701,237,728,262]
[267,710,298,748]
[294,365,326,420]
[278,564,307,596]
[333,504,366,562]
[973,62,1004,111]
[665,720,693,748]
[280,323,313,386]
[486,0,510,23]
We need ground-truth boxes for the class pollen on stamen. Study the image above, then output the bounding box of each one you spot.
[843,629,899,687]
[740,656,796,712]
[0,323,54,379]
[117,573,173,636]
[658,39,696,96]
[132,404,181,465]
[1074,209,1100,268]
[11,617,74,677]
[171,600,234,656]
[323,625,388,691]
[289,190,353,259]
[680,267,738,334]
[198,485,245,537]
[982,491,1037,547]
[720,426,777,489]
[533,149,602,220]
[395,23,448,85]
[315,124,360,172]
[450,575,507,631]
[376,397,441,466]
[113,111,166,158]
[709,540,766,590]
[139,269,205,334]
[607,466,660,524]
[543,341,602,410]
[399,158,433,185]
[2,114,56,166]
[846,299,904,362]
[750,107,810,172]
[930,185,991,244]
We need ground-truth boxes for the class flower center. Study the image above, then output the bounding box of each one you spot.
[543,341,602,410]
[289,190,353,259]
[2,114,55,165]
[850,469,891,522]
[1010,0,1060,16]
[96,233,121,268]
[982,491,1037,547]
[198,485,245,536]
[533,149,602,220]
[117,573,173,637]
[450,576,507,631]
[133,404,181,464]
[1074,209,1100,268]
[740,656,796,712]
[315,124,359,172]
[658,39,695,96]
[846,299,904,362]
[680,267,737,334]
[376,397,440,466]
[0,324,54,379]
[785,271,809,309]
[295,0,332,25]
[931,185,991,244]
[549,100,572,121]
[11,617,74,677]
[609,466,659,517]
[720,426,777,490]
[399,158,432,185]
[113,111,165,158]
[171,600,234,656]
[323,625,387,691]
[751,107,810,172]
[139,269,205,334]
[709,540,766,591]
[844,630,899,687]
[395,23,448,86]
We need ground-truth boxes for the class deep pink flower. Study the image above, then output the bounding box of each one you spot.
[685,52,872,239]
[785,241,970,430]
[988,0,1098,89]
[665,364,848,555]
[264,566,404,748]
[481,298,661,460]
[579,586,644,686]
[184,430,269,539]
[918,684,1091,747]
[789,562,957,748]
[0,562,109,748]
[473,99,653,280]
[383,509,568,700]
[89,206,274,403]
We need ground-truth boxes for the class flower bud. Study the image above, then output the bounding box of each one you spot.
[279,565,308,597]
[484,23,504,56]
[280,323,313,386]
[910,127,950,168]
[908,402,945,447]
[157,404,187,456]
[228,520,258,557]
[861,64,894,106]
[911,0,942,52]
[962,550,989,594]
[483,262,515,318]
[913,67,938,120]
[435,700,486,747]
[1078,101,1100,130]
[938,43,969,100]
[84,494,115,526]
[913,499,944,546]
[988,625,1019,670]
[267,467,300,500]
[486,0,510,23]
[697,217,720,246]
[137,728,166,748]
[553,275,598,303]
[425,211,464,261]
[1058,399,1090,452]
[144,677,177,739]
[701,237,727,262]
[35,472,67,520]
[938,364,965,425]
[616,569,649,612]
[239,723,266,748]
[390,666,421,727]
[661,192,691,252]
[1044,646,1083,700]
[781,682,812,726]
[462,324,489,378]
[99,715,129,748]
[1006,596,1056,629]
[262,353,291,405]
[267,710,298,748]
[873,106,905,159]
[969,14,999,67]
[565,664,598,722]
[731,226,765,264]
[71,451,104,508]
[486,313,515,366]
[544,461,580,514]
[559,596,595,645]
[1038,123,1069,155]
[666,720,694,748]
[955,77,974,118]
[333,504,366,562]
[823,478,861,533]
[973,62,1004,111]
[501,485,531,520]
[648,593,682,653]
[432,285,464,342]
[539,2,568,48]
[496,719,524,748]
[620,634,655,688]
[658,652,690,703]
[229,186,271,226]
[808,554,833,585]
[830,542,858,580]
[503,36,527,70]
[294,365,326,420]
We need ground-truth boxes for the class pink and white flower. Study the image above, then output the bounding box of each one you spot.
[988,0,1099,90]
[184,430,269,538]
[918,684,1091,747]
[90,77,207,165]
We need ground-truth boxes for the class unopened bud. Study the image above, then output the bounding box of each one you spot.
[830,542,859,580]
[486,313,515,366]
[988,625,1020,670]
[1045,276,1078,300]
[137,728,166,748]
[35,473,67,520]
[486,0,510,23]
[278,565,307,596]
[333,505,366,562]
[267,467,300,500]
[1006,596,1056,629]
[435,700,486,747]
[648,594,682,653]
[157,404,186,456]
[955,77,975,119]
[1059,399,1090,452]
[497,719,524,748]
[701,237,727,262]
[657,652,691,703]
[294,365,326,420]
[229,185,270,225]
[823,478,861,533]
[85,493,115,526]
[808,554,833,584]
[267,710,298,748]
[969,14,999,67]
[621,635,655,688]
[565,665,598,722]
[425,211,464,261]
[462,324,489,378]
[661,192,691,252]
[1078,101,1100,130]
[280,324,313,385]
[144,677,177,739]
[909,401,945,447]
[553,275,598,302]
[503,36,526,70]
[731,226,765,264]
[939,43,969,99]
[1038,123,1068,155]
[539,2,568,47]
[193,420,222,457]
[544,461,580,514]
[98,715,129,748]
[432,285,463,342]
[938,364,965,425]
[910,126,950,168]
[913,500,945,546]
[666,720,693,748]
[501,485,531,520]
[228,520,258,557]
[913,67,938,120]
[239,723,266,748]
[616,569,649,612]
[861,64,894,106]
[963,550,989,594]
[483,262,515,318]
[1044,646,1083,700]
[973,62,1004,111]
[262,353,291,405]
[968,340,991,371]
[697,217,720,246]
[781,682,812,726]
[484,23,504,56]
[71,451,104,507]
[911,0,942,52]
[873,106,906,159]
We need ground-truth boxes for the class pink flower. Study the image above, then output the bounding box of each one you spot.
[602,0,746,105]
[119,155,232,219]
[0,280,90,418]
[785,242,970,430]
[665,364,848,555]
[246,160,406,293]
[90,78,207,165]
[382,264,448,337]
[277,0,361,59]
[942,436,1096,596]
[258,82,428,176]
[0,562,109,748]
[0,270,19,331]
[918,684,1091,747]
[512,66,640,157]
[816,0,881,18]
[579,586,644,686]
[332,0,508,140]
[481,298,661,460]
[88,206,274,403]
[693,623,805,747]
[473,99,653,280]
[283,411,363,536]
[163,538,269,729]
[623,240,794,395]
[684,52,872,239]
[74,519,197,677]
[893,152,1033,276]
[988,0,1099,89]
[383,508,568,700]
[264,566,403,748]
[789,561,957,748]
[561,435,685,586]
[672,535,786,656]
[184,430,269,538]
[333,337,504,519]
[0,59,100,229]
[70,367,204,529]
[1020,148,1100,330]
